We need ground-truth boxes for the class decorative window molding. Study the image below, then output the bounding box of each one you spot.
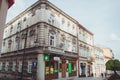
[17,22,21,32]
[23,17,26,22]
[10,25,13,33]
[29,29,35,37]
[3,40,5,46]
[15,35,20,42]
[21,32,26,39]
[62,18,65,24]
[72,38,76,44]
[67,21,70,27]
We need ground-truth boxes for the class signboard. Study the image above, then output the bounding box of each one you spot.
[68,62,73,73]
[54,57,60,61]
[44,55,50,61]
[32,62,37,67]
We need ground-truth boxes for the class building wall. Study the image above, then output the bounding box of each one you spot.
[93,46,106,77]
[0,0,94,80]
[0,0,9,53]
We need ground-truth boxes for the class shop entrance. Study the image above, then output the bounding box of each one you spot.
[62,62,66,78]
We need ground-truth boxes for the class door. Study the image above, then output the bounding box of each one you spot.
[62,62,66,78]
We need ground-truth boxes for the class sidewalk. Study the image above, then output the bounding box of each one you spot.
[53,76,106,80]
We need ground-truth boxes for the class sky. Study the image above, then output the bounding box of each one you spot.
[7,0,120,60]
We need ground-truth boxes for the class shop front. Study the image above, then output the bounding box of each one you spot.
[44,54,77,80]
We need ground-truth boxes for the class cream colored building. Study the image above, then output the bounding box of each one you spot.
[0,0,94,80]
[0,0,78,80]
[93,46,106,77]
[78,24,94,77]
[102,48,114,63]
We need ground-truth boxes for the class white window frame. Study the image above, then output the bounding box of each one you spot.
[49,33,56,47]
[27,61,32,73]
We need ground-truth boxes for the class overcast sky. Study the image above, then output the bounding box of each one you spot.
[7,0,120,60]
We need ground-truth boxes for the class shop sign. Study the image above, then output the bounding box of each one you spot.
[68,62,73,73]
[44,55,50,61]
[32,62,37,67]
[54,57,60,61]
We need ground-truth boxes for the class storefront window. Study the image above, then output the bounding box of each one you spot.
[68,62,76,74]
[45,61,58,75]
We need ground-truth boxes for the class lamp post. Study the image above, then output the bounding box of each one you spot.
[21,26,28,80]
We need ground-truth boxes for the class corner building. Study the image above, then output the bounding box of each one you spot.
[0,0,94,80]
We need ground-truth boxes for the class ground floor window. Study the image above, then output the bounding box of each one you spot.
[45,61,58,75]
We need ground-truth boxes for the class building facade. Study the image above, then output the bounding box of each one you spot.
[78,24,94,77]
[0,0,14,53]
[0,0,94,80]
[93,46,106,77]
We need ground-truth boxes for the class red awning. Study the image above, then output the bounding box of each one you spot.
[8,0,14,8]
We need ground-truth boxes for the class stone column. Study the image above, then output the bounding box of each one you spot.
[37,54,45,80]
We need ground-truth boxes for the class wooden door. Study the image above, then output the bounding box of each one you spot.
[62,62,66,78]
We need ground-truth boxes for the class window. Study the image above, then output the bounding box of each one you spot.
[3,40,5,46]
[62,18,65,24]
[68,62,76,74]
[27,61,32,73]
[7,39,12,52]
[48,14,54,25]
[5,62,9,71]
[45,61,58,75]
[18,61,22,72]
[12,61,16,71]
[0,62,2,71]
[49,33,56,46]
[67,21,70,27]
[23,17,26,22]
[10,26,13,33]
[72,25,75,29]
[17,22,21,32]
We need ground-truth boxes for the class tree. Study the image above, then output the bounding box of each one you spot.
[106,59,120,74]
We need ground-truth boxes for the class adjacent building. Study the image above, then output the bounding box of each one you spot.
[78,24,94,77]
[101,48,114,63]
[93,46,106,77]
[0,0,14,53]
